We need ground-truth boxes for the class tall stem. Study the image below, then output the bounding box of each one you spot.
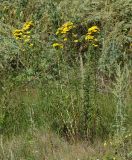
[79,52,85,102]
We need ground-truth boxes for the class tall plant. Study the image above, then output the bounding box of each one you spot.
[112,64,130,136]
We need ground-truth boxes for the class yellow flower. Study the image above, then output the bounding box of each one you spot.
[93,44,98,47]
[64,21,74,26]
[15,37,20,40]
[52,43,63,49]
[29,43,33,47]
[12,21,33,43]
[88,26,100,33]
[26,31,31,34]
[56,21,75,35]
[74,39,79,43]
[64,38,68,41]
[85,35,94,41]
[23,35,30,42]
[61,27,69,34]
[13,29,23,39]
[22,21,33,31]
[24,38,30,42]
[26,36,30,39]
[13,29,22,34]
[56,31,59,35]
[23,35,28,38]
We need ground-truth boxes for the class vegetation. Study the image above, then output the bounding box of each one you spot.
[0,0,132,159]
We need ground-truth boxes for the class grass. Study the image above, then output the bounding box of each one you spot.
[0,129,131,160]
[0,85,131,159]
[0,130,104,160]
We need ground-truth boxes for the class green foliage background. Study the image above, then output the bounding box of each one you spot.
[0,0,132,159]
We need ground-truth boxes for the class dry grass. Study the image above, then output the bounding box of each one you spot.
[0,130,106,160]
[1,129,131,160]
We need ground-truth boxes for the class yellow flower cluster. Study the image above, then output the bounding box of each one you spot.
[22,21,33,31]
[53,21,78,49]
[53,23,100,50]
[56,21,75,35]
[88,26,100,33]
[13,21,33,47]
[85,25,100,47]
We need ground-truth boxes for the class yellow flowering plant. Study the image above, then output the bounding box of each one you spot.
[85,25,100,47]
[56,21,75,35]
[52,21,79,50]
[12,21,34,48]
[52,21,100,51]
